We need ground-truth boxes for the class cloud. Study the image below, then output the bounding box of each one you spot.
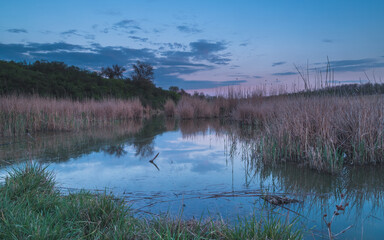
[272,61,286,67]
[61,29,95,40]
[7,28,27,33]
[227,74,255,79]
[177,25,202,34]
[328,80,368,84]
[322,39,333,43]
[189,40,230,65]
[128,36,148,42]
[157,74,246,90]
[61,29,81,36]
[272,71,297,76]
[113,19,141,32]
[0,41,237,90]
[84,34,95,40]
[253,75,262,79]
[314,58,384,72]
[0,42,154,68]
[239,43,248,47]
[157,39,230,68]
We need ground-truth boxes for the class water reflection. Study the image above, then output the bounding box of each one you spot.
[1,118,384,238]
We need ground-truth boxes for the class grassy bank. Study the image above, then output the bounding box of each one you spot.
[0,95,146,136]
[0,164,303,239]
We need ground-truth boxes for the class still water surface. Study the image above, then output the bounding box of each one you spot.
[1,117,383,239]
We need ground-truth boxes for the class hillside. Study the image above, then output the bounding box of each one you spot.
[0,60,180,108]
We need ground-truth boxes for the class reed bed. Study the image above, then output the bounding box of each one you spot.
[176,96,220,119]
[0,95,146,136]
[174,88,384,172]
[164,99,176,117]
[257,95,384,172]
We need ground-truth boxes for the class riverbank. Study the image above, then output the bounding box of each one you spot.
[0,164,302,239]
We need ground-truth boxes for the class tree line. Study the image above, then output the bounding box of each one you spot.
[0,60,184,108]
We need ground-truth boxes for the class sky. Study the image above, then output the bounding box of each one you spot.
[1,0,384,93]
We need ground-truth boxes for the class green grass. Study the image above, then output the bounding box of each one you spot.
[0,163,303,239]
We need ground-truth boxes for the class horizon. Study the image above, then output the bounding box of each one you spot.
[1,0,383,93]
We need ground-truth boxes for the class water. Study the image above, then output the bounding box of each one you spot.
[1,117,383,239]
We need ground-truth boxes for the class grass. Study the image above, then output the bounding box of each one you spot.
[0,95,146,136]
[0,163,303,239]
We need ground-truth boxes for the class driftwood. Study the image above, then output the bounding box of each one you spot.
[261,195,300,205]
[149,152,160,171]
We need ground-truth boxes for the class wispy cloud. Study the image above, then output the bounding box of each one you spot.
[61,29,81,36]
[328,80,368,84]
[177,25,202,34]
[253,75,262,79]
[128,36,148,42]
[322,39,333,43]
[113,19,141,33]
[239,43,248,47]
[60,29,95,40]
[227,74,254,79]
[7,28,27,33]
[272,61,286,67]
[314,58,384,72]
[272,71,297,76]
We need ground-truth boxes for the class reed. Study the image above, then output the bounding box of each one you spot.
[164,99,176,117]
[173,86,384,172]
[257,95,384,172]
[0,95,146,136]
[176,96,220,119]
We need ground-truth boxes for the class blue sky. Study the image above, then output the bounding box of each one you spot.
[1,0,384,92]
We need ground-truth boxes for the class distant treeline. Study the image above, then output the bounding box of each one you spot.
[0,60,181,108]
[290,82,384,97]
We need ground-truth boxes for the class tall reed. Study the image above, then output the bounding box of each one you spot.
[164,99,176,117]
[0,95,146,136]
[256,95,384,172]
[173,86,384,172]
[176,96,220,119]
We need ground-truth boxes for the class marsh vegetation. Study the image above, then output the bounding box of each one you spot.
[1,59,384,238]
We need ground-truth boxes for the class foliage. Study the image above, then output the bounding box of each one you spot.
[100,64,126,79]
[0,60,180,108]
[131,61,154,83]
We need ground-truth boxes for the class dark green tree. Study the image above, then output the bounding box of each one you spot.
[101,64,126,79]
[169,86,179,92]
[131,61,154,83]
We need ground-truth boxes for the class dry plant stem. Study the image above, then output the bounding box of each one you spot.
[322,194,352,240]
[0,95,146,136]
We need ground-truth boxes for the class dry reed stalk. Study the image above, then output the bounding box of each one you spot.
[164,99,176,117]
[258,95,384,172]
[0,95,146,136]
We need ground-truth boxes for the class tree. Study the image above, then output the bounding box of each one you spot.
[101,64,126,79]
[169,86,179,92]
[131,61,154,83]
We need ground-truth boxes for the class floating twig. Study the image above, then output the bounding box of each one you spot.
[149,152,160,171]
